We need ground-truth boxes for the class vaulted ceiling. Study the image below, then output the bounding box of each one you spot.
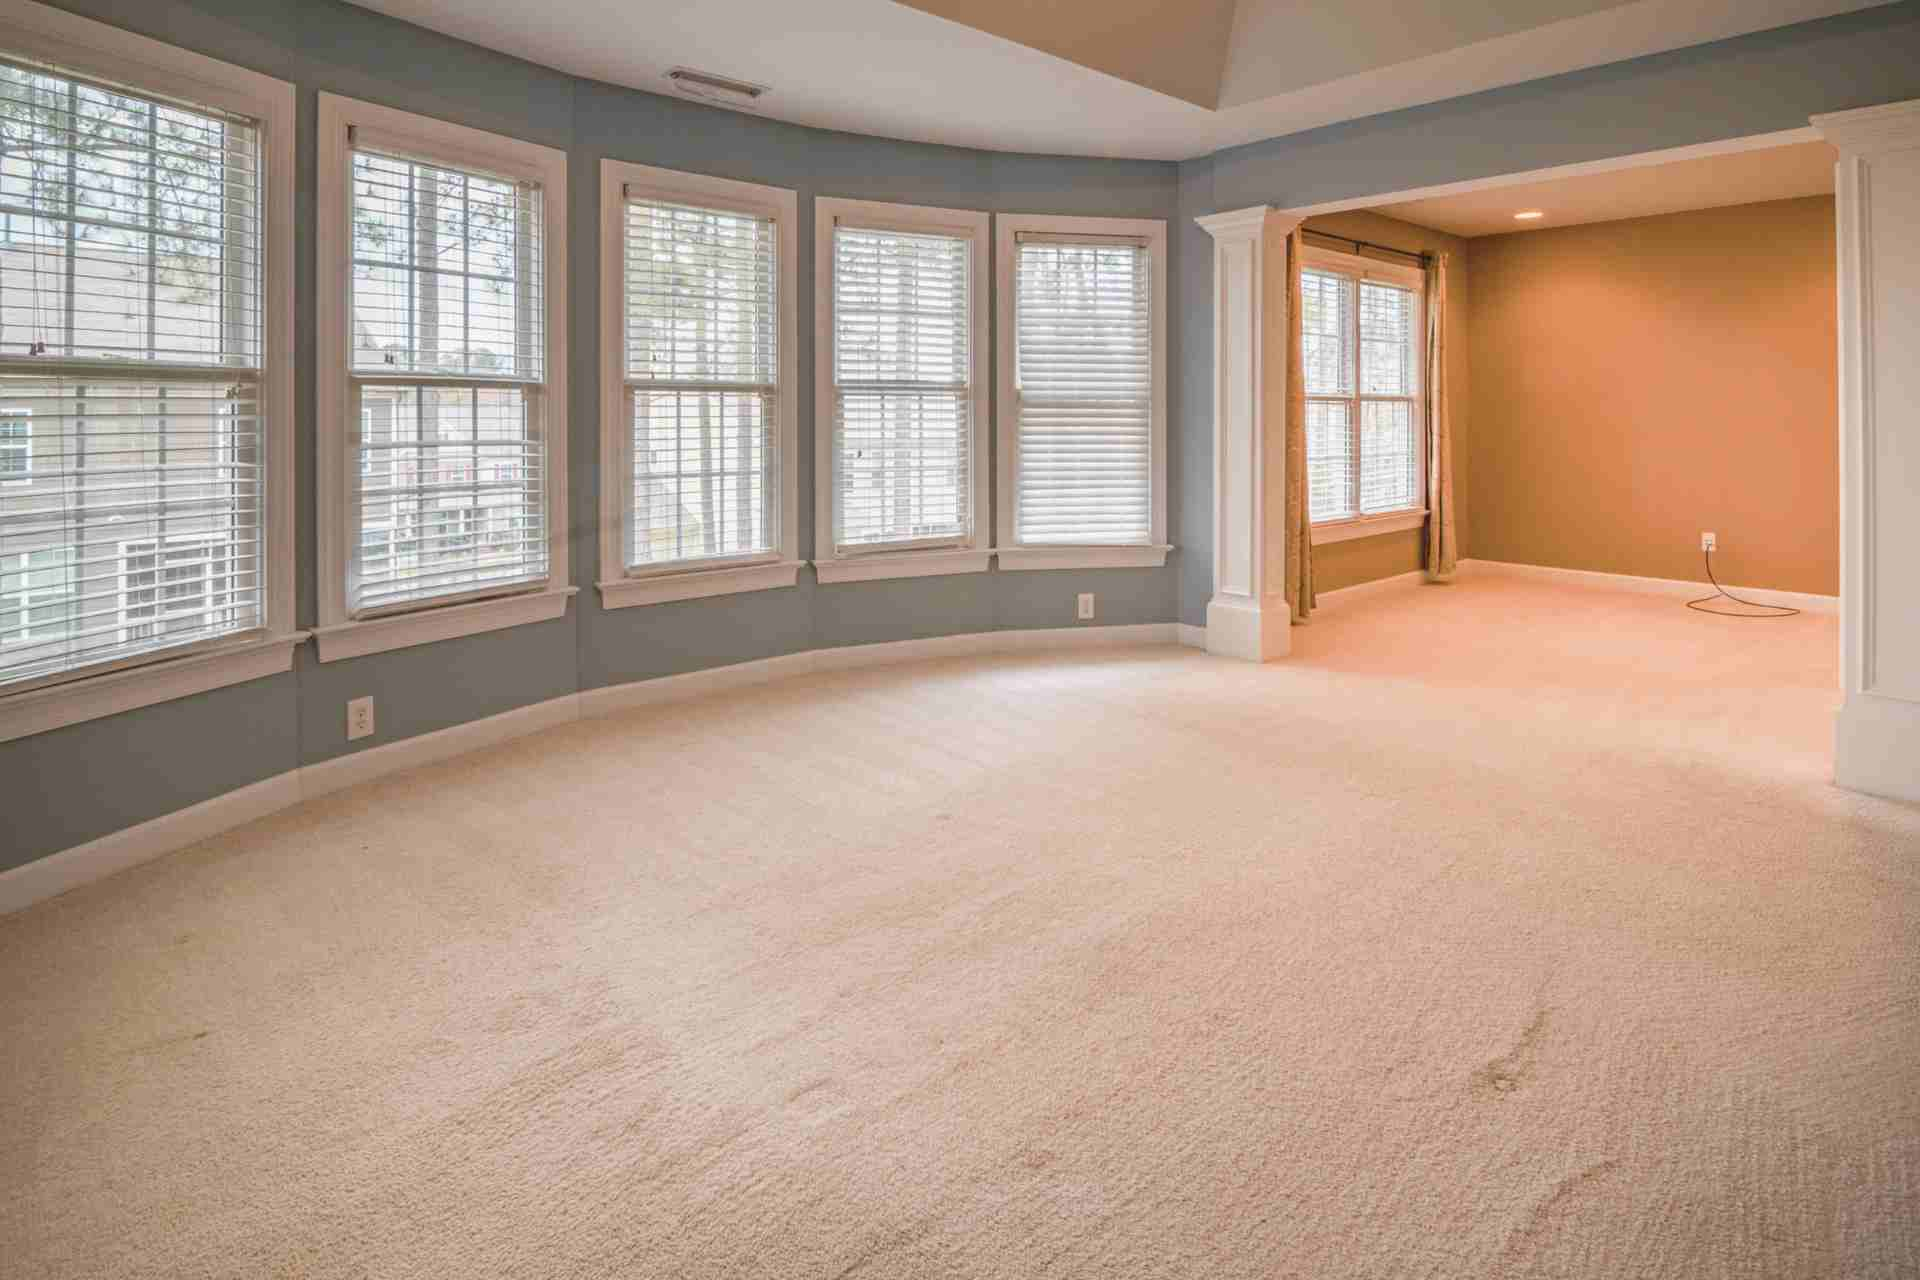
[344,0,1896,159]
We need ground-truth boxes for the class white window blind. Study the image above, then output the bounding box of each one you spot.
[1013,236,1152,545]
[831,223,970,552]
[347,142,546,615]
[1302,263,1420,523]
[0,56,264,690]
[623,195,777,568]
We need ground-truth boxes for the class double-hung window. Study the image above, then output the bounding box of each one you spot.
[315,95,569,662]
[996,215,1169,570]
[598,162,798,608]
[0,2,294,742]
[1300,246,1426,541]
[814,198,988,583]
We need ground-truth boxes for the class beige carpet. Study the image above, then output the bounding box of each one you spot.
[3,575,1917,1278]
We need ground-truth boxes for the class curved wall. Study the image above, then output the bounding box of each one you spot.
[5,0,1181,871]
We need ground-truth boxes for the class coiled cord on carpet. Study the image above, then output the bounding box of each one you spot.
[1686,549,1800,618]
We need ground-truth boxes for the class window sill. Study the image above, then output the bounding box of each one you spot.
[312,586,577,663]
[599,559,803,609]
[813,548,992,584]
[997,544,1171,572]
[0,631,305,744]
[1312,510,1427,545]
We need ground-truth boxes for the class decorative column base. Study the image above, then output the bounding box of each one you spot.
[1206,593,1290,662]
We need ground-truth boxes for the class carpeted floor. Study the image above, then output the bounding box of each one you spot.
[3,575,1917,1278]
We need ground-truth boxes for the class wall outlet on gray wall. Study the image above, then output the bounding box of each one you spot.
[1077,593,1095,621]
[347,697,376,742]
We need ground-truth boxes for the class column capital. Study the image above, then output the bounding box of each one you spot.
[1813,98,1920,154]
[1195,206,1271,241]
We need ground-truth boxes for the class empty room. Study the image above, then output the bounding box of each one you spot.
[2,1,1918,1276]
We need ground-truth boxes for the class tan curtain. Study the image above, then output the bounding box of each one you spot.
[1285,226,1314,622]
[1423,251,1458,581]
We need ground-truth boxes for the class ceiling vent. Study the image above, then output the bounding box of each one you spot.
[667,67,768,110]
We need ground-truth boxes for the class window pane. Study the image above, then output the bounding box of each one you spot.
[1359,281,1416,396]
[631,389,770,565]
[1307,399,1353,523]
[833,226,970,548]
[353,384,545,613]
[1300,269,1353,397]
[0,62,260,366]
[1360,400,1417,514]
[624,200,776,384]
[1014,240,1151,545]
[0,376,263,686]
[836,389,968,546]
[350,150,542,378]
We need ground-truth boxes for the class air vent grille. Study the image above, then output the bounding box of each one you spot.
[667,67,768,105]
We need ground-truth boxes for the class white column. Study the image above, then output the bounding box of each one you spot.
[1197,206,1302,661]
[1815,100,1920,805]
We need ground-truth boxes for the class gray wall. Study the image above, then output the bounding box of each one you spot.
[3,0,1179,872]
[11,0,1920,872]
[1176,0,1920,626]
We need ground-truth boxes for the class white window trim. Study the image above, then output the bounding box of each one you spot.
[313,93,572,663]
[1311,508,1428,544]
[813,197,991,585]
[994,214,1170,572]
[0,0,299,744]
[598,161,801,610]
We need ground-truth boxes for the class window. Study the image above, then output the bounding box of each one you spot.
[0,4,294,742]
[996,215,1169,570]
[814,198,988,583]
[0,410,27,481]
[315,94,569,662]
[598,162,799,608]
[1301,246,1426,541]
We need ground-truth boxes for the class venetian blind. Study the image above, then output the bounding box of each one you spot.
[623,196,777,567]
[1013,236,1152,545]
[347,143,546,614]
[0,56,265,689]
[831,223,970,551]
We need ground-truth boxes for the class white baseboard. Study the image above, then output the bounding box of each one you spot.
[0,773,303,917]
[1458,558,1839,614]
[2,623,1182,916]
[301,696,584,802]
[1177,623,1206,649]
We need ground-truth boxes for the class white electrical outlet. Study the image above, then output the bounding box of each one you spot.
[346,696,375,742]
[1076,592,1095,621]
[1701,532,1718,553]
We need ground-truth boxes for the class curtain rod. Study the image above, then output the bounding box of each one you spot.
[1303,229,1431,265]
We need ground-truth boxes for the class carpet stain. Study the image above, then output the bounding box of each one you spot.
[1471,1005,1550,1099]
[1497,1158,1621,1269]
[125,1029,210,1056]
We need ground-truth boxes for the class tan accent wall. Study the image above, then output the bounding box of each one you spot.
[1301,210,1471,593]
[1466,196,1837,595]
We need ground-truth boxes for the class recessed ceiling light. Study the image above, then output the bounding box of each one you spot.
[1513,210,1545,221]
[667,67,769,110]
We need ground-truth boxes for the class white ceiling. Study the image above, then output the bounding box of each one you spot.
[1375,139,1838,237]
[344,0,1894,160]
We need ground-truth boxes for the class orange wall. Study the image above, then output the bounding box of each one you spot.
[1466,196,1837,595]
[1302,210,1472,593]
